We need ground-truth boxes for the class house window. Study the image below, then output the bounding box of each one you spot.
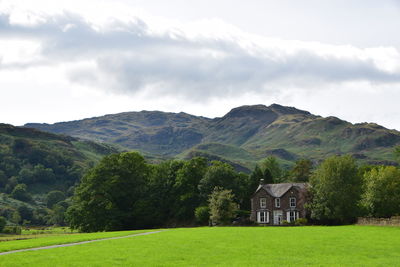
[275,198,280,208]
[260,198,267,208]
[257,211,269,223]
[289,211,296,222]
[290,197,296,208]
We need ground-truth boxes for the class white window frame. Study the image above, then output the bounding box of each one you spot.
[260,198,267,208]
[257,211,269,223]
[289,211,296,222]
[275,198,280,208]
[290,197,296,208]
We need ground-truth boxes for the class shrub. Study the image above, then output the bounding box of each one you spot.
[2,225,22,235]
[195,206,210,225]
[294,218,308,226]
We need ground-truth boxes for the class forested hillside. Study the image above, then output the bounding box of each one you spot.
[0,124,119,225]
[26,104,400,169]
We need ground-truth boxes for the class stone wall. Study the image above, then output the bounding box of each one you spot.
[357,216,400,226]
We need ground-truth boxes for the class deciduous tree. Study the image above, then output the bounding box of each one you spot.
[66,152,151,232]
[308,155,362,224]
[209,187,237,225]
[362,166,400,218]
[261,157,282,183]
[290,159,313,182]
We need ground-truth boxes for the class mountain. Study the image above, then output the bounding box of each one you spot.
[25,104,400,170]
[0,123,120,224]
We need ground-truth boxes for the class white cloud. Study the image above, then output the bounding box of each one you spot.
[0,1,400,129]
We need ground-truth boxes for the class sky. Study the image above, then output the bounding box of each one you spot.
[1,0,400,129]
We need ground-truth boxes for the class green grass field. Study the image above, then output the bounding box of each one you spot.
[0,226,399,266]
[0,229,150,253]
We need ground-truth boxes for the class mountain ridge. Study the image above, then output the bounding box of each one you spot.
[25,104,400,169]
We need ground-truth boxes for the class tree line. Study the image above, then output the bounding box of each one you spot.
[65,148,400,232]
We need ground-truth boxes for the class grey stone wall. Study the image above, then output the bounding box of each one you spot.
[357,216,400,226]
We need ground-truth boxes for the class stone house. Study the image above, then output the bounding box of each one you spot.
[250,180,308,225]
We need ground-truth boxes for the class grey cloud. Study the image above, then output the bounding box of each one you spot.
[1,11,400,100]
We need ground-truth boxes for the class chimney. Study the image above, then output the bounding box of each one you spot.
[260,179,265,185]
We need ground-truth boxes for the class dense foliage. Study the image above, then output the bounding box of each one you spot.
[67,152,256,232]
[0,124,118,227]
[208,187,237,225]
[290,159,313,182]
[362,166,400,217]
[308,155,363,224]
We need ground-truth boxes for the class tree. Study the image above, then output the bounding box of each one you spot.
[195,206,210,225]
[11,184,32,202]
[46,191,66,208]
[249,165,263,185]
[241,166,264,211]
[261,157,282,183]
[17,205,33,222]
[263,168,274,184]
[362,166,400,218]
[308,155,362,224]
[208,187,237,225]
[0,216,6,232]
[142,160,185,227]
[173,157,207,221]
[11,210,21,224]
[290,159,313,182]
[49,204,67,226]
[66,152,151,232]
[198,161,240,202]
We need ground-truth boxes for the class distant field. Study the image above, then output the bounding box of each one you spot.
[1,226,400,266]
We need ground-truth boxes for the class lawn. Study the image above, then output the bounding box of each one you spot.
[0,226,399,266]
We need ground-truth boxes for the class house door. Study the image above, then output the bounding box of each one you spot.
[273,210,283,225]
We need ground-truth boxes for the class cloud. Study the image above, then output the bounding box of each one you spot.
[0,6,400,102]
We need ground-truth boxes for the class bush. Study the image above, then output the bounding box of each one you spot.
[2,225,22,235]
[195,206,210,225]
[0,216,6,232]
[294,218,308,226]
[282,220,294,226]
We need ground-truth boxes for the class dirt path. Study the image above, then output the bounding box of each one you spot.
[0,230,165,256]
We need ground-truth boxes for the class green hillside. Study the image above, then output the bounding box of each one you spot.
[0,123,120,225]
[26,104,400,170]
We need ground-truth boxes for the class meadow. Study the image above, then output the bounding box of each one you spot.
[0,225,399,266]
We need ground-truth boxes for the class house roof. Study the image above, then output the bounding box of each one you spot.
[255,183,308,198]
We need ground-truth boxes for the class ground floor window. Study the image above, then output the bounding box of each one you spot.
[257,211,269,223]
[287,211,299,223]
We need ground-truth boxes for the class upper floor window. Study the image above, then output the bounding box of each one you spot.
[290,197,296,208]
[275,198,280,208]
[260,198,267,208]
